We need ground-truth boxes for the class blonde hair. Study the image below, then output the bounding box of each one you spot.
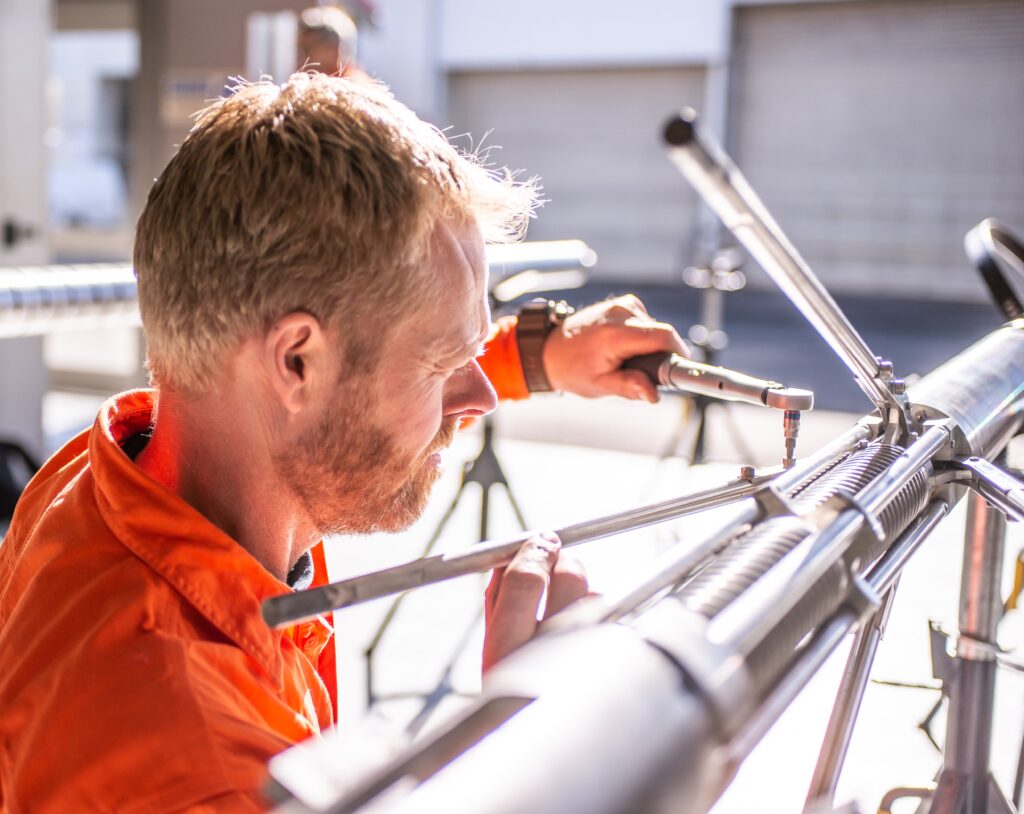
[134,72,537,393]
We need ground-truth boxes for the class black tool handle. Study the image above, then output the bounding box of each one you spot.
[622,352,672,385]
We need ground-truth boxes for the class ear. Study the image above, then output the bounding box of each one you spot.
[263,312,329,414]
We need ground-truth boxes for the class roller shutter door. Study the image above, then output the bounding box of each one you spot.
[730,0,1024,300]
[447,68,706,284]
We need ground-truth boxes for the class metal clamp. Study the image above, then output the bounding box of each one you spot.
[632,598,756,738]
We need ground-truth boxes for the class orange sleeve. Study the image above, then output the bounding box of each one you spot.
[479,315,530,401]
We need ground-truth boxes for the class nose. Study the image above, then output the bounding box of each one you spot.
[443,359,498,420]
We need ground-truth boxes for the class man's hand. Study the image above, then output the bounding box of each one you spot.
[482,533,591,672]
[541,295,687,403]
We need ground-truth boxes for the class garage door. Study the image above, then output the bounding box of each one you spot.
[447,67,706,284]
[730,0,1024,300]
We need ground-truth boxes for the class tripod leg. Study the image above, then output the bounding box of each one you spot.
[1014,729,1024,811]
[364,484,466,708]
[479,482,490,543]
[692,396,709,464]
[503,483,529,532]
[405,604,485,737]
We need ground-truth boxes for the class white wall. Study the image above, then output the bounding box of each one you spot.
[360,0,731,122]
[440,0,729,69]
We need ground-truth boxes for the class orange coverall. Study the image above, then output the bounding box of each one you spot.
[0,318,527,812]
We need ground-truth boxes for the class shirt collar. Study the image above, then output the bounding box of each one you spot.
[89,390,301,688]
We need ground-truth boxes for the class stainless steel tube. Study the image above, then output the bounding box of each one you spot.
[726,612,855,769]
[663,110,898,415]
[708,424,950,660]
[944,492,1007,814]
[596,501,761,624]
[261,475,770,627]
[805,588,895,806]
[908,320,1024,456]
[864,500,950,595]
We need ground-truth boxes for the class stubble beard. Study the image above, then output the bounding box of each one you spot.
[275,388,458,536]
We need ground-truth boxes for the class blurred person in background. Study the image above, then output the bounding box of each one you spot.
[0,73,683,810]
[297,5,369,80]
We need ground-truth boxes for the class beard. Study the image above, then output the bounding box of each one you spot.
[274,385,459,536]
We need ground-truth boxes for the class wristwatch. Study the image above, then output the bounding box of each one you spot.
[515,298,575,393]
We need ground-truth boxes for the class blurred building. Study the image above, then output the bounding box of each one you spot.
[5,0,1023,292]
[0,0,1022,457]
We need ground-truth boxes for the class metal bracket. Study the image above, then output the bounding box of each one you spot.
[754,481,801,519]
[842,571,884,623]
[929,620,959,688]
[806,489,888,548]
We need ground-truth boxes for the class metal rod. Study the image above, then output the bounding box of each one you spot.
[727,498,950,779]
[943,491,1007,814]
[864,500,950,596]
[262,474,771,628]
[592,424,875,625]
[597,501,761,624]
[805,587,896,806]
[771,421,875,494]
[265,422,875,630]
[663,110,901,417]
[727,612,855,767]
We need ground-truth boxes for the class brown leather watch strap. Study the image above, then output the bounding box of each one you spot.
[515,299,574,393]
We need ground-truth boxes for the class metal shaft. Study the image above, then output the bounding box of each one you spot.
[261,475,769,628]
[805,588,895,806]
[943,491,1007,814]
[662,110,901,418]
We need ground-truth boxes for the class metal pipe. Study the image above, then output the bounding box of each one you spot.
[908,321,1024,456]
[805,588,896,806]
[944,492,1007,814]
[726,612,855,769]
[709,424,949,659]
[863,500,950,595]
[261,474,770,627]
[724,498,951,779]
[662,109,901,417]
[596,501,760,624]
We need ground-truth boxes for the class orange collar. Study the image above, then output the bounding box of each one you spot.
[89,390,312,688]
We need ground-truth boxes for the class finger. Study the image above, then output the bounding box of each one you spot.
[485,566,504,620]
[610,293,650,318]
[596,368,660,404]
[483,535,561,669]
[544,554,591,618]
[613,318,689,357]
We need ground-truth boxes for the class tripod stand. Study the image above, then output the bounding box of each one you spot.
[660,247,755,465]
[362,413,528,727]
[359,240,594,729]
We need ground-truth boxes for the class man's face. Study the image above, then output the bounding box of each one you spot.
[275,218,497,535]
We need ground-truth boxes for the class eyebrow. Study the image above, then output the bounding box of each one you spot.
[440,329,489,364]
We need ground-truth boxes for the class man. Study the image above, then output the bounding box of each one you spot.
[0,73,683,811]
[296,6,364,79]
